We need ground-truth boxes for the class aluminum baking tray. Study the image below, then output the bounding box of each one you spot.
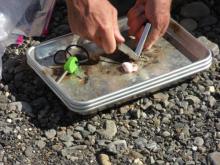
[27,18,212,115]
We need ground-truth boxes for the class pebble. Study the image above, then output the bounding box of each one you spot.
[153,93,169,102]
[59,134,74,142]
[107,140,127,154]
[185,95,201,105]
[73,132,82,140]
[180,18,198,31]
[87,124,96,133]
[97,120,117,139]
[45,129,56,139]
[180,2,210,19]
[35,140,46,149]
[162,131,171,137]
[98,154,112,165]
[194,137,204,147]
[24,146,34,158]
[146,141,159,151]
[0,150,4,162]
[135,138,148,149]
[6,119,12,123]
[199,16,218,27]
[207,152,220,165]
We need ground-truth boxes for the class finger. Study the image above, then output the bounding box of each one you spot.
[128,14,146,36]
[127,6,145,24]
[135,26,144,43]
[144,27,161,50]
[97,26,116,54]
[112,9,125,43]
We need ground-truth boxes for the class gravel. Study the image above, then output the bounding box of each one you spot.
[0,0,219,164]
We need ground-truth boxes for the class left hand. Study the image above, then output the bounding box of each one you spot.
[127,0,172,49]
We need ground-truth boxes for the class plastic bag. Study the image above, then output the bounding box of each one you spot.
[0,0,55,79]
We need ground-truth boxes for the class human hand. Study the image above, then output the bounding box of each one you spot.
[66,0,125,54]
[127,0,172,49]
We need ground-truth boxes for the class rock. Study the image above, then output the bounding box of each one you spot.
[146,141,159,152]
[209,86,215,93]
[98,154,112,165]
[207,152,220,165]
[129,151,144,159]
[106,140,127,154]
[209,96,216,107]
[35,140,46,149]
[119,106,129,114]
[59,134,74,142]
[61,145,87,157]
[180,2,210,19]
[194,137,204,147]
[9,102,34,117]
[52,144,63,152]
[0,150,4,162]
[0,95,8,103]
[180,19,198,31]
[87,124,96,133]
[197,36,219,56]
[153,93,169,102]
[97,120,117,139]
[63,141,73,148]
[135,137,148,149]
[199,16,218,27]
[73,132,82,140]
[133,158,143,165]
[162,131,171,137]
[24,146,34,158]
[185,95,201,105]
[45,129,56,139]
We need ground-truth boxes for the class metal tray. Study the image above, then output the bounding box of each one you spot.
[26,18,212,115]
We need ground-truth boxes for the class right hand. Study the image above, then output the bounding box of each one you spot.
[66,0,125,54]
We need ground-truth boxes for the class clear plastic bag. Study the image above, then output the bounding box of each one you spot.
[0,0,55,79]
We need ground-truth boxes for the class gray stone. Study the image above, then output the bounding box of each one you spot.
[97,120,117,139]
[73,132,82,140]
[162,131,171,137]
[194,137,204,147]
[207,152,220,165]
[135,137,148,149]
[61,145,87,157]
[24,146,34,157]
[180,2,210,19]
[180,19,198,31]
[197,36,219,56]
[146,141,159,152]
[35,140,46,149]
[185,95,201,105]
[45,129,56,139]
[153,93,169,102]
[0,150,4,162]
[119,106,130,114]
[0,95,8,103]
[63,141,73,148]
[87,124,96,133]
[52,144,63,152]
[209,96,216,107]
[59,134,74,142]
[107,140,128,154]
[199,16,218,27]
